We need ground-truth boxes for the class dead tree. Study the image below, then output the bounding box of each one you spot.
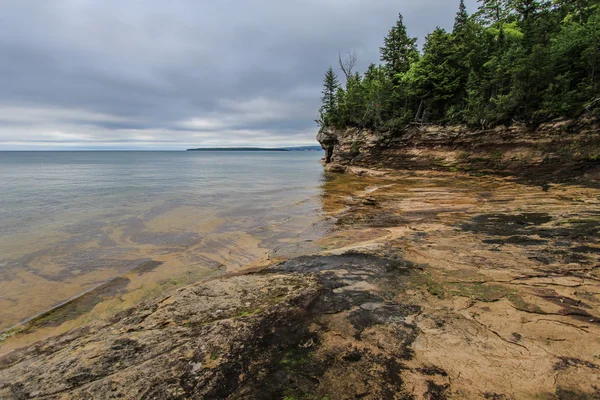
[338,50,358,81]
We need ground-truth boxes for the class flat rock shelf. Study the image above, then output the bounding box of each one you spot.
[2,168,600,399]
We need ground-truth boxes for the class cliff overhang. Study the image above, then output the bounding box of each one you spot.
[317,118,600,184]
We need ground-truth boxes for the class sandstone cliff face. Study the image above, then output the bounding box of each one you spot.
[317,118,600,182]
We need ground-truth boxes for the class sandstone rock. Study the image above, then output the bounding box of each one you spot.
[0,273,321,399]
[316,118,600,184]
[362,197,377,206]
[325,163,347,173]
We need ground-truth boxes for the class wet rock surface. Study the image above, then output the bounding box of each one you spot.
[0,251,424,400]
[2,166,600,399]
[313,169,600,398]
[0,273,323,399]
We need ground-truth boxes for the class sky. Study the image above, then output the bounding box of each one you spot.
[0,0,478,150]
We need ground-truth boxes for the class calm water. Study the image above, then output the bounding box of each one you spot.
[0,151,325,332]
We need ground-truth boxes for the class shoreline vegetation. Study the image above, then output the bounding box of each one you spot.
[317,0,599,132]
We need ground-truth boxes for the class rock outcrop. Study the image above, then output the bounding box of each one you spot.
[318,118,600,183]
[0,273,322,399]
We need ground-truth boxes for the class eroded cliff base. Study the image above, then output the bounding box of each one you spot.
[318,118,600,186]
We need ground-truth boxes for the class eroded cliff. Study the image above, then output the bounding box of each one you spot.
[317,118,600,184]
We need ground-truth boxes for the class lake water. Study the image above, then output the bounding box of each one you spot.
[0,151,325,333]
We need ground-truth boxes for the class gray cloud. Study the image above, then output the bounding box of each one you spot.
[0,0,478,150]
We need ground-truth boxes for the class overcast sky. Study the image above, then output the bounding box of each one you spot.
[0,0,478,150]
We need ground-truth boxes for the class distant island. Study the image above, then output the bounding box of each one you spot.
[186,146,323,152]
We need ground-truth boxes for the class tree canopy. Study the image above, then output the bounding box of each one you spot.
[318,0,600,131]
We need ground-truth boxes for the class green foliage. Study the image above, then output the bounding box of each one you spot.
[318,0,600,131]
[380,13,419,77]
[317,67,340,129]
[543,5,600,117]
[404,28,462,122]
[454,0,469,33]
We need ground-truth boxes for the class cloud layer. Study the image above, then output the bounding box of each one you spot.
[0,0,477,150]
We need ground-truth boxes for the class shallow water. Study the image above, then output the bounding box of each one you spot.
[0,151,325,332]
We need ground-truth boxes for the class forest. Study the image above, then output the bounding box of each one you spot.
[317,0,599,131]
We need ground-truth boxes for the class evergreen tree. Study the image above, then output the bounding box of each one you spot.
[344,73,366,127]
[465,69,487,126]
[454,0,469,35]
[450,0,477,116]
[544,5,600,116]
[379,13,419,78]
[475,0,513,25]
[362,64,394,129]
[319,67,340,128]
[317,0,599,129]
[404,28,462,122]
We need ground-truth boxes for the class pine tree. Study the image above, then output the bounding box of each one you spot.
[450,0,476,114]
[379,13,418,78]
[362,64,393,129]
[512,0,545,24]
[317,0,600,129]
[454,0,469,35]
[404,28,462,122]
[344,73,366,127]
[465,69,487,127]
[544,5,600,116]
[475,0,512,25]
[319,67,340,128]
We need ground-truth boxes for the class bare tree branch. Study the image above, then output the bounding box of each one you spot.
[338,50,358,80]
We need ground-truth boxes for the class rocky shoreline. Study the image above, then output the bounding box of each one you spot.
[317,118,600,185]
[2,126,600,398]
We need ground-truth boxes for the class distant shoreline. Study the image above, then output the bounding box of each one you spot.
[186,146,323,152]
[187,148,288,152]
